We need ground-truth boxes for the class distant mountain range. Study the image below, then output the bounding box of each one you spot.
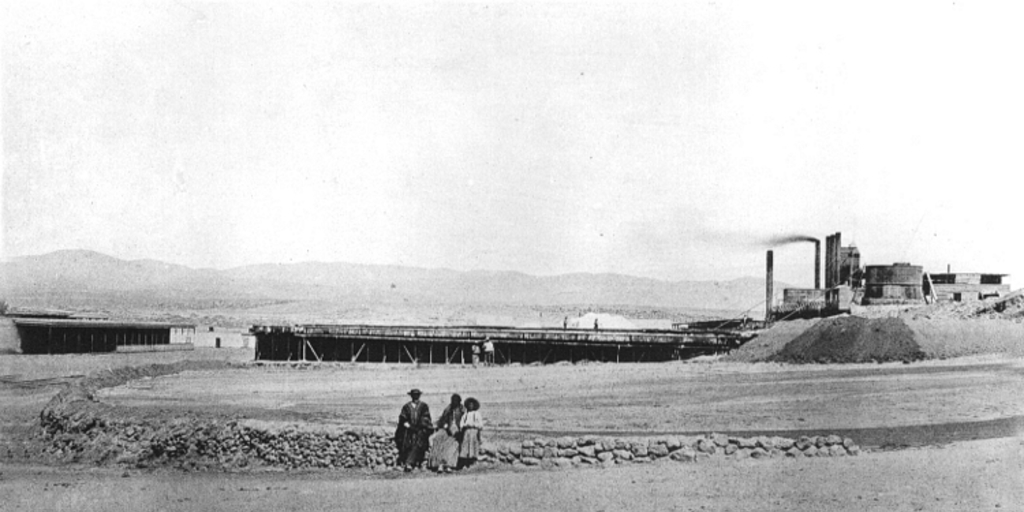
[0,250,784,319]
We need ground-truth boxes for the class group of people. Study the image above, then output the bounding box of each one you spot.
[471,337,495,367]
[394,389,484,473]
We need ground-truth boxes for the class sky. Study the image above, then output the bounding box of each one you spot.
[2,1,1023,287]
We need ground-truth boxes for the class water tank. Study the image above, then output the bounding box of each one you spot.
[863,263,924,303]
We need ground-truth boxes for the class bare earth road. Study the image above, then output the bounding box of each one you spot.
[2,436,1022,512]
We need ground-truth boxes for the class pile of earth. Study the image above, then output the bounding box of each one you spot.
[904,318,1024,359]
[973,290,1024,319]
[720,319,819,363]
[766,316,924,364]
[726,310,1024,363]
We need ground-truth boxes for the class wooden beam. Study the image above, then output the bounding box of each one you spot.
[305,339,322,362]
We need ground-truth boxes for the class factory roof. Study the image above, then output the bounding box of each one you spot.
[12,319,196,329]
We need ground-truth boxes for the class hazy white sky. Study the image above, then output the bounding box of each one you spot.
[3,1,1022,287]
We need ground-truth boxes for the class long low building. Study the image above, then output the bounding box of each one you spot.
[13,319,196,354]
[252,324,752,364]
[926,273,1010,302]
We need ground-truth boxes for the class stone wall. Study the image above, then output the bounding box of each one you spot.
[486,433,859,468]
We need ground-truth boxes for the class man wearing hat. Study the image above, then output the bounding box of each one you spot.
[394,388,432,472]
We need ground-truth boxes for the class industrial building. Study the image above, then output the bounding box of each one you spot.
[13,319,195,354]
[925,273,1011,302]
[774,232,860,317]
[767,231,1010,315]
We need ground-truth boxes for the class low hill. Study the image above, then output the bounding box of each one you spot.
[0,250,783,322]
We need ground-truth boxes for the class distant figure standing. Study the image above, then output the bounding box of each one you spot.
[563,316,568,330]
[458,397,484,469]
[471,342,481,367]
[482,337,495,366]
[395,389,432,472]
[594,318,599,331]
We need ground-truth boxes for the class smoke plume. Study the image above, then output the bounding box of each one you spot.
[762,234,819,247]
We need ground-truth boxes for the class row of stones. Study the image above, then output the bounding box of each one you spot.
[478,433,860,468]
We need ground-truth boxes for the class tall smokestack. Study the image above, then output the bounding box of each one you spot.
[766,250,774,323]
[834,232,842,286]
[814,239,821,289]
[824,235,833,289]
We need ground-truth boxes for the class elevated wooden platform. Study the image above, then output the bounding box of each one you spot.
[252,324,752,364]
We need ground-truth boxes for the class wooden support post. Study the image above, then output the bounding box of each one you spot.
[305,340,322,362]
[352,343,366,362]
[403,344,416,364]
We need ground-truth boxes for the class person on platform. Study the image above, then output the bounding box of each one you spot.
[471,342,481,367]
[394,388,432,472]
[428,393,465,473]
[482,337,495,366]
[457,397,484,469]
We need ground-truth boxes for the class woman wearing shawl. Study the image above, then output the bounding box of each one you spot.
[394,388,432,472]
[458,397,483,469]
[427,394,465,473]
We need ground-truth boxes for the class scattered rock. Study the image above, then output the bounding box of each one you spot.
[648,444,670,458]
[612,449,633,461]
[669,448,696,462]
[696,439,717,454]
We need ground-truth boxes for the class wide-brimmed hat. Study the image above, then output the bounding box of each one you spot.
[408,388,422,397]
[464,397,480,411]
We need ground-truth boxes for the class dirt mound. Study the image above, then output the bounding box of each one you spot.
[973,290,1024,319]
[721,319,818,363]
[905,318,1024,359]
[768,316,925,364]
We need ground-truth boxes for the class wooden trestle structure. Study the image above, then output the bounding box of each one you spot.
[252,325,752,364]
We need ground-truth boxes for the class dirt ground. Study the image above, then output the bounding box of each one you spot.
[3,349,1024,510]
[2,436,1021,512]
[94,357,1024,442]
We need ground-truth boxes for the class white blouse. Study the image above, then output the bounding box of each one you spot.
[460,410,484,429]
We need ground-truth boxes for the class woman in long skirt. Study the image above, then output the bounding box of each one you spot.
[458,397,483,469]
[427,394,464,473]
